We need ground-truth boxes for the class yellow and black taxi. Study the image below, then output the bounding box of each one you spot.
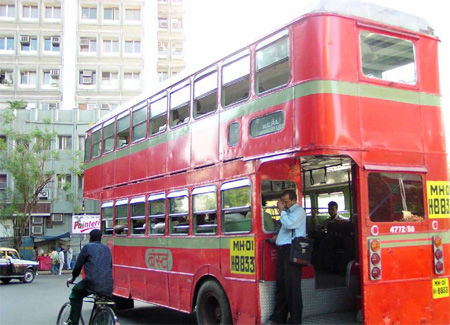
[0,247,39,284]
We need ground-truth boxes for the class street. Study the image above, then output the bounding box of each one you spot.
[0,274,196,325]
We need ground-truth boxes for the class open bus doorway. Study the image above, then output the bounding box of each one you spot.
[301,155,360,295]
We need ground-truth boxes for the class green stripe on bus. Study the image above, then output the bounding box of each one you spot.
[110,235,254,249]
[85,80,441,169]
[368,231,449,248]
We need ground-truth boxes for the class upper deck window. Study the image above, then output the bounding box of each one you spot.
[84,134,91,162]
[360,31,416,85]
[170,81,190,127]
[256,30,290,94]
[117,112,130,148]
[222,50,250,107]
[103,120,115,154]
[368,172,424,222]
[194,67,217,119]
[132,103,147,142]
[149,93,167,135]
[168,190,189,235]
[91,127,102,158]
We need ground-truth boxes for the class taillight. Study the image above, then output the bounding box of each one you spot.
[369,239,382,280]
[433,236,444,274]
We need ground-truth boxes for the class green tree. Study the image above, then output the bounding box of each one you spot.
[0,110,59,250]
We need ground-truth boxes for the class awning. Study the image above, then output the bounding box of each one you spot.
[32,232,71,242]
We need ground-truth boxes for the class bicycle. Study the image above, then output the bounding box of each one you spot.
[56,290,118,325]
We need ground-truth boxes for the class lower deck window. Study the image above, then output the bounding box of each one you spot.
[221,180,252,233]
[368,172,424,222]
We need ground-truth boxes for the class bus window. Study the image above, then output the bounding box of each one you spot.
[250,111,285,138]
[261,180,296,232]
[168,190,189,234]
[101,201,113,236]
[194,68,217,119]
[256,30,290,94]
[117,112,130,148]
[115,199,129,236]
[149,93,167,135]
[222,50,250,107]
[132,104,147,143]
[368,173,424,222]
[91,126,102,158]
[103,120,115,154]
[193,185,217,235]
[360,31,416,84]
[84,133,91,162]
[148,193,166,235]
[170,81,190,128]
[130,196,146,235]
[228,122,240,147]
[221,179,252,233]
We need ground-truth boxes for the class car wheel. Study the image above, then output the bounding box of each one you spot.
[23,269,35,283]
[1,278,11,284]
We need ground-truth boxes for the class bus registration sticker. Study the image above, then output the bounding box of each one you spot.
[432,278,449,299]
[427,181,450,219]
[230,237,255,274]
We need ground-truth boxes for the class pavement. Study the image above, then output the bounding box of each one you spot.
[38,269,72,275]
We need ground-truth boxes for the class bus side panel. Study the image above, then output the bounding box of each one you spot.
[114,152,131,185]
[191,113,219,168]
[292,16,359,84]
[360,97,424,153]
[112,241,170,307]
[365,281,433,324]
[295,93,361,149]
[167,126,191,173]
[148,140,168,177]
[168,239,222,312]
[421,104,447,154]
[129,146,148,181]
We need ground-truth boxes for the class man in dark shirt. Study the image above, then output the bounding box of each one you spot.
[66,229,113,324]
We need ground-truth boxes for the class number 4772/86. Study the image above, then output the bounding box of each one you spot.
[389,226,415,233]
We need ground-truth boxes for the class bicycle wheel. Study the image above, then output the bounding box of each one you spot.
[56,302,71,325]
[91,306,117,325]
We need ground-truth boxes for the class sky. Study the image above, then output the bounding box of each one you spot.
[184,0,450,156]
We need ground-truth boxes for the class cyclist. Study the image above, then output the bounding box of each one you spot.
[66,229,113,325]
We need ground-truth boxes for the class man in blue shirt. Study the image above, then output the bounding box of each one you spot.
[66,229,113,324]
[269,189,306,324]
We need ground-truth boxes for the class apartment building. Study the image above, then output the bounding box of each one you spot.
[0,0,185,255]
[0,0,185,111]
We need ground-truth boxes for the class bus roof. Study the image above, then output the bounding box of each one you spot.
[89,0,434,131]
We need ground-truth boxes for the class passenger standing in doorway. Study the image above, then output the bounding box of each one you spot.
[268,190,306,324]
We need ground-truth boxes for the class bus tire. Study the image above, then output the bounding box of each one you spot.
[196,280,232,325]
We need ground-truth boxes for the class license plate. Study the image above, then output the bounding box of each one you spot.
[432,278,449,299]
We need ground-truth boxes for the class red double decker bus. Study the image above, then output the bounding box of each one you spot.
[83,1,449,324]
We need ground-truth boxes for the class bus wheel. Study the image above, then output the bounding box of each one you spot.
[196,280,232,325]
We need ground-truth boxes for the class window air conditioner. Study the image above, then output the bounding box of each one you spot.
[50,69,60,77]
[38,190,49,199]
[32,225,43,235]
[82,76,93,84]
[80,38,89,46]
[32,216,43,224]
[52,36,61,45]
[82,70,93,77]
[52,214,63,223]
[49,103,59,109]
[20,36,30,44]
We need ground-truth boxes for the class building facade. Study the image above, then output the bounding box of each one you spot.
[0,0,185,257]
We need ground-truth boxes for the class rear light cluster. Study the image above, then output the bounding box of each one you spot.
[369,239,382,280]
[433,236,444,274]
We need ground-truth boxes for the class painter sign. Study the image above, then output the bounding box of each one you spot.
[71,214,101,234]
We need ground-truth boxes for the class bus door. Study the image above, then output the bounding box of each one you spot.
[300,155,361,318]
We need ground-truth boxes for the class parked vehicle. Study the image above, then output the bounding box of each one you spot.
[0,247,39,284]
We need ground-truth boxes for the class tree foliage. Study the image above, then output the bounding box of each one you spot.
[0,110,59,250]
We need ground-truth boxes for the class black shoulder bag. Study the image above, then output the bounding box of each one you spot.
[290,230,313,266]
